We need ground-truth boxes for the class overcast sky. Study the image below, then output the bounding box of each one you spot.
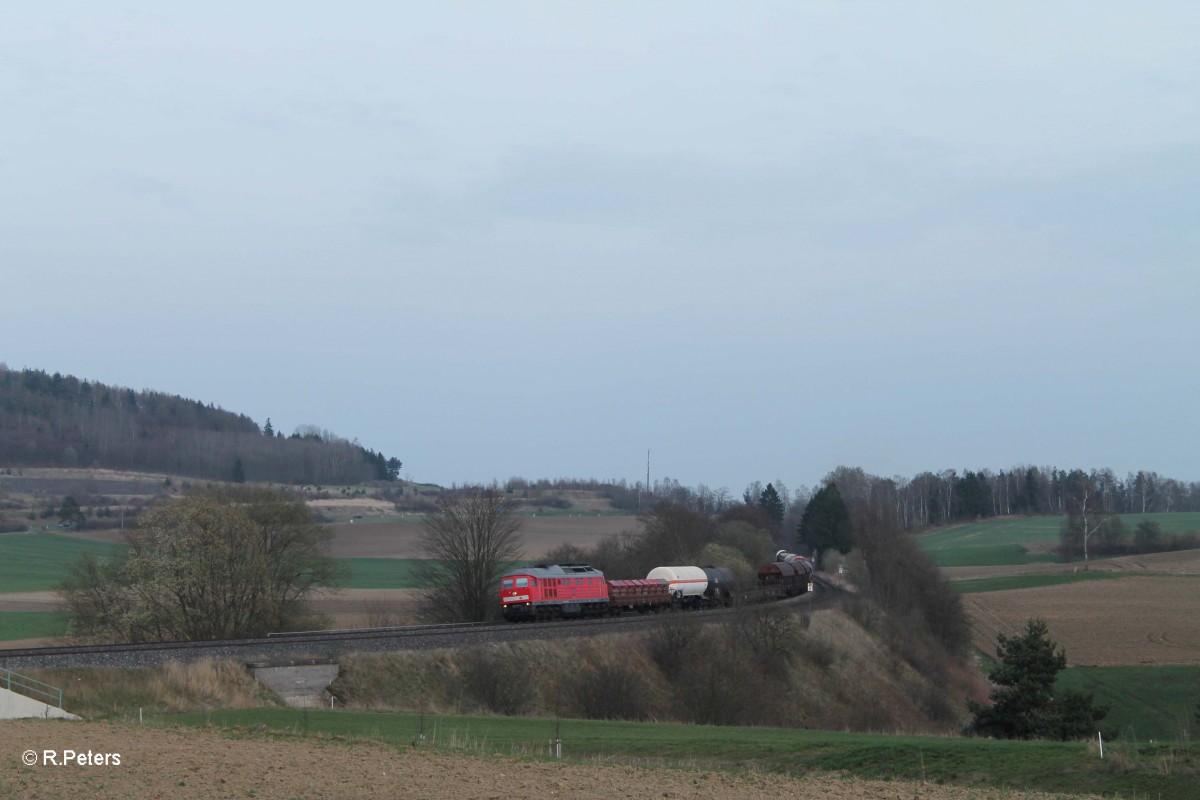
[3,2,1198,494]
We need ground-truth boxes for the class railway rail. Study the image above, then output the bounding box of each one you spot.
[0,576,838,671]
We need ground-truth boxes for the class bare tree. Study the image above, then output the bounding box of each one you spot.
[416,490,523,622]
[1062,471,1111,567]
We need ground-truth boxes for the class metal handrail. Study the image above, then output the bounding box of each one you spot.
[1,667,63,708]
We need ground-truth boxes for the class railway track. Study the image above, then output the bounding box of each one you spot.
[0,577,840,670]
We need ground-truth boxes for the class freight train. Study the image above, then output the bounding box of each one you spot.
[499,550,813,622]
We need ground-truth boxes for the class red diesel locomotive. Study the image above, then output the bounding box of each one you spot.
[500,563,610,621]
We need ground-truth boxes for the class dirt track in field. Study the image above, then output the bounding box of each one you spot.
[0,720,1105,800]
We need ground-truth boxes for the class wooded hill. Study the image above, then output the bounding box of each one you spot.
[0,366,400,486]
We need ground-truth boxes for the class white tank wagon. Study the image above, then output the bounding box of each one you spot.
[646,565,735,608]
[647,566,707,601]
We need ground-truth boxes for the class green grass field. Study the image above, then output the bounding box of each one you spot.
[339,557,424,589]
[918,512,1200,568]
[0,611,69,641]
[161,707,1200,799]
[0,533,127,592]
[1059,665,1200,743]
[0,532,422,593]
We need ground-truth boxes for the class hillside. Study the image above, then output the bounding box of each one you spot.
[0,366,399,486]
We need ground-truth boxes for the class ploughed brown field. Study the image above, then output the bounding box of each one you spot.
[59,504,638,560]
[0,720,1106,800]
[956,550,1200,666]
[325,513,636,559]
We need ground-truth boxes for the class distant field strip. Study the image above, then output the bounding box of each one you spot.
[0,533,429,592]
[0,611,69,642]
[0,533,127,593]
[919,513,1200,568]
[339,558,425,589]
[952,571,1122,593]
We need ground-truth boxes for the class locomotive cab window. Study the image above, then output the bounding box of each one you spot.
[515,578,529,588]
[502,579,513,589]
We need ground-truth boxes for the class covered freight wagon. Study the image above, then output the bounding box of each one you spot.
[757,551,813,597]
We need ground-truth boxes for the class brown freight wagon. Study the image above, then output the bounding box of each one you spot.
[606,578,672,614]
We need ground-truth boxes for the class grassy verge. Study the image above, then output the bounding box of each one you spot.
[159,707,1200,799]
[1059,665,1200,743]
[0,533,126,592]
[25,661,280,717]
[0,611,69,642]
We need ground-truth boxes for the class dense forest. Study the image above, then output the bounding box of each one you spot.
[0,366,400,485]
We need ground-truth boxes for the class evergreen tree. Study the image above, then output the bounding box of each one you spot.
[795,483,853,567]
[968,618,1107,740]
[758,483,784,525]
[232,457,246,483]
[263,418,274,437]
[386,457,403,481]
[58,496,86,528]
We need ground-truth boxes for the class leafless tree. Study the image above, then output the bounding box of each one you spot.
[416,490,523,622]
[1064,472,1111,567]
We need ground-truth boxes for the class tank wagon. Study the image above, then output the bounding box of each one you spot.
[756,550,814,597]
[645,565,735,607]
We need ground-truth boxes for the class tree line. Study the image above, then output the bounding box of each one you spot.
[0,366,400,485]
[500,465,1200,541]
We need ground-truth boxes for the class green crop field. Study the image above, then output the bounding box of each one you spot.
[0,611,70,641]
[918,517,1064,567]
[0,533,127,593]
[1059,665,1200,743]
[161,707,1200,799]
[0,535,428,592]
[339,557,424,589]
[918,512,1200,568]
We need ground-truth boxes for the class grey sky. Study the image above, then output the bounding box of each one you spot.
[3,2,1198,494]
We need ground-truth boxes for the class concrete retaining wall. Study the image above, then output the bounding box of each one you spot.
[0,687,79,720]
